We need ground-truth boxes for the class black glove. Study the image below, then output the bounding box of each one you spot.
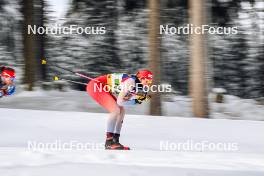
[135,94,151,104]
[135,99,142,104]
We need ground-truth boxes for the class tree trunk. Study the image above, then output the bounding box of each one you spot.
[34,0,46,82]
[189,0,209,117]
[148,0,162,116]
[38,0,46,81]
[23,0,36,90]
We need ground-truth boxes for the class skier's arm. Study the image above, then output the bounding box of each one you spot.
[0,90,4,98]
[0,85,15,97]
[117,79,137,106]
[5,85,15,95]
[0,84,6,98]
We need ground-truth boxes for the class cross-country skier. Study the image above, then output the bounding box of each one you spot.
[86,70,153,150]
[0,66,16,98]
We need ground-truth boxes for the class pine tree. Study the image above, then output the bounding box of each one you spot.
[34,0,47,81]
[22,0,36,90]
[0,0,19,67]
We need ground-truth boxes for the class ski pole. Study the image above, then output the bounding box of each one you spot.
[42,59,148,98]
[53,76,88,86]
[41,59,102,84]
[53,74,147,97]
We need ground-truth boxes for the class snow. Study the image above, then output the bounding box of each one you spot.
[0,89,263,120]
[0,108,264,176]
[46,0,70,19]
[212,88,227,93]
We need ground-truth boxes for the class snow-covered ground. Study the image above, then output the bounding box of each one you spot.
[0,89,263,120]
[0,108,264,176]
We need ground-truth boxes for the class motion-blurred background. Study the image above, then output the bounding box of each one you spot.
[0,0,263,119]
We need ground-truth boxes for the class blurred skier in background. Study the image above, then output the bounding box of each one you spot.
[86,70,153,150]
[0,66,16,98]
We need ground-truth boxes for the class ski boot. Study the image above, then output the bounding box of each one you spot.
[105,133,130,150]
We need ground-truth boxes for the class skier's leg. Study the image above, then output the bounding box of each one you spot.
[112,107,130,150]
[86,78,122,136]
[86,78,129,150]
[106,106,121,134]
[113,106,125,143]
[114,106,125,135]
[87,84,120,132]
[86,78,118,113]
